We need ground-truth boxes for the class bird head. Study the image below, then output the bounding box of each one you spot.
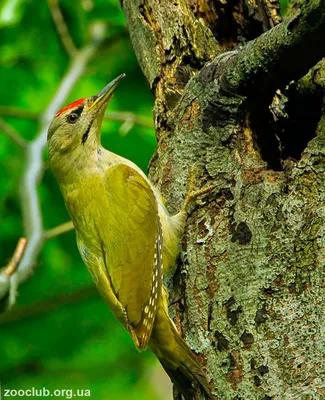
[48,74,125,161]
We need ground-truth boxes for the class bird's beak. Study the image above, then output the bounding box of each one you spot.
[90,74,126,111]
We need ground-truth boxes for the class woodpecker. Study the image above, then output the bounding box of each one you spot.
[47,74,212,399]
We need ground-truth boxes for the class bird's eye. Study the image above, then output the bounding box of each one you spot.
[68,113,79,124]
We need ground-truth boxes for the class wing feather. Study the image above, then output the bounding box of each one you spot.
[97,164,163,349]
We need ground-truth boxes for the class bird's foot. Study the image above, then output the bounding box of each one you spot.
[181,166,215,214]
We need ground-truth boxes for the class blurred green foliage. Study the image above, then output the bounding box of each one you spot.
[0,0,291,399]
[0,0,160,399]
[280,0,291,14]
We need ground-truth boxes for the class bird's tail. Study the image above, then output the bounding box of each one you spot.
[149,290,212,399]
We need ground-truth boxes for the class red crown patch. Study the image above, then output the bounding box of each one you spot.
[55,98,86,118]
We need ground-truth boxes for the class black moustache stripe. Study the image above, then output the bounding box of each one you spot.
[81,121,92,144]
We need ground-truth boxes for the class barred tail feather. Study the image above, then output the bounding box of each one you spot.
[157,336,212,400]
[149,292,212,399]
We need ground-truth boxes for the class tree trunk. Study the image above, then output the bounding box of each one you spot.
[122,0,325,398]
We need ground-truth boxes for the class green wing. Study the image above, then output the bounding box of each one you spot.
[98,163,163,350]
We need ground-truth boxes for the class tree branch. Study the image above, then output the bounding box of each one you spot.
[221,0,325,98]
[0,117,27,148]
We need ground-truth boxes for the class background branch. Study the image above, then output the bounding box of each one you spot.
[47,0,78,58]
[0,117,27,148]
[0,286,97,325]
[0,107,153,132]
[104,111,153,128]
[2,238,27,277]
[0,37,103,308]
[43,221,74,239]
[0,107,38,120]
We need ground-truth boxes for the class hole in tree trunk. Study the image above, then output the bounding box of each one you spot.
[274,83,322,162]
[213,0,266,45]
[248,95,282,171]
[248,84,322,171]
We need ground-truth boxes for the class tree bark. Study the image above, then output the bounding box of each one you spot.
[122,0,325,398]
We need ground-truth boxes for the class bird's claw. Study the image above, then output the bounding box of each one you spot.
[182,166,215,213]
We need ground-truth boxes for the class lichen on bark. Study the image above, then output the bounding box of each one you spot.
[122,0,325,398]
